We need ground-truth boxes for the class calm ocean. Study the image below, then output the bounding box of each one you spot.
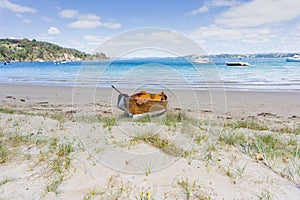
[1,57,299,91]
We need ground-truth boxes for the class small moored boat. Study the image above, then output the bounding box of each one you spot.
[112,85,168,118]
[225,61,250,66]
[191,56,211,63]
[286,54,300,62]
[3,60,11,65]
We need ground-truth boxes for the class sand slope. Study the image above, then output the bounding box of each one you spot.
[0,84,299,199]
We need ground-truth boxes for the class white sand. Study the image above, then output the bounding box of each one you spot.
[0,84,299,199]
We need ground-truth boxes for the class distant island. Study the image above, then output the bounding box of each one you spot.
[210,53,298,59]
[0,38,108,62]
[1,38,298,62]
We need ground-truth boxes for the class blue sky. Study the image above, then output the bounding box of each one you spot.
[1,0,300,55]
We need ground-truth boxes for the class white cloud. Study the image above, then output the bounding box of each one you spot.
[189,24,281,53]
[84,35,108,42]
[59,9,105,29]
[59,9,78,18]
[287,24,300,38]
[22,19,31,24]
[47,27,61,35]
[215,0,300,28]
[188,6,209,16]
[67,39,86,50]
[124,49,177,58]
[15,13,22,18]
[59,8,121,30]
[42,16,53,22]
[105,41,143,47]
[190,24,278,41]
[78,13,100,21]
[186,0,300,54]
[37,34,54,41]
[0,0,36,13]
[68,20,101,29]
[99,29,205,57]
[84,35,109,46]
[149,31,181,41]
[187,0,241,16]
[102,22,121,29]
[210,0,241,7]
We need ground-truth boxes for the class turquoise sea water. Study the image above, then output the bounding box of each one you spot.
[0,57,299,91]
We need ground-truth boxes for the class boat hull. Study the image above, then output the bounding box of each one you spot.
[117,91,168,116]
[125,97,167,115]
[226,62,249,66]
[286,58,300,62]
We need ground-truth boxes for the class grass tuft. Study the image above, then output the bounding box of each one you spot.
[164,111,190,126]
[225,120,268,131]
[0,144,8,163]
[130,134,185,158]
[0,107,15,114]
[101,117,117,129]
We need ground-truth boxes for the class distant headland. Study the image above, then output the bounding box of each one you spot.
[0,38,108,62]
[1,38,298,62]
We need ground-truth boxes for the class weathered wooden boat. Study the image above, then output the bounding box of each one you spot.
[112,85,168,118]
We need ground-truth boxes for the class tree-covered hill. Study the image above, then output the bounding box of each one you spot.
[0,38,108,61]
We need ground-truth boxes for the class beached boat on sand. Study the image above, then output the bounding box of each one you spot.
[112,86,168,118]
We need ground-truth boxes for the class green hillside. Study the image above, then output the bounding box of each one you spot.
[0,38,108,61]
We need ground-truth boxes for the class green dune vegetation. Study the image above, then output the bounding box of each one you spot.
[0,38,108,62]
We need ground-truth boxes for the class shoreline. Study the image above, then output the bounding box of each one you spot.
[1,83,299,115]
[1,82,300,92]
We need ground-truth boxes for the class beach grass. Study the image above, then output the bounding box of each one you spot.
[83,175,132,200]
[0,144,8,163]
[217,127,300,185]
[0,177,14,186]
[101,117,117,129]
[0,97,299,198]
[177,178,213,199]
[43,138,77,194]
[224,120,268,131]
[0,114,79,194]
[130,133,185,158]
[164,110,192,126]
[0,107,15,114]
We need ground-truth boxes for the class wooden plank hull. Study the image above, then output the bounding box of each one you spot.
[125,97,167,115]
[117,91,168,115]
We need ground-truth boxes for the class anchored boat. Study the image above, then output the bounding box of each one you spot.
[225,61,250,66]
[191,55,211,63]
[286,54,300,62]
[112,85,168,118]
[226,56,250,66]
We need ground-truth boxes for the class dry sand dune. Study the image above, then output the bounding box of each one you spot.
[0,84,299,199]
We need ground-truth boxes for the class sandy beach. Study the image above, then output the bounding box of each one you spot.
[0,84,300,199]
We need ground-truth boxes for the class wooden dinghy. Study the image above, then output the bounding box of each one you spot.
[112,85,168,118]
